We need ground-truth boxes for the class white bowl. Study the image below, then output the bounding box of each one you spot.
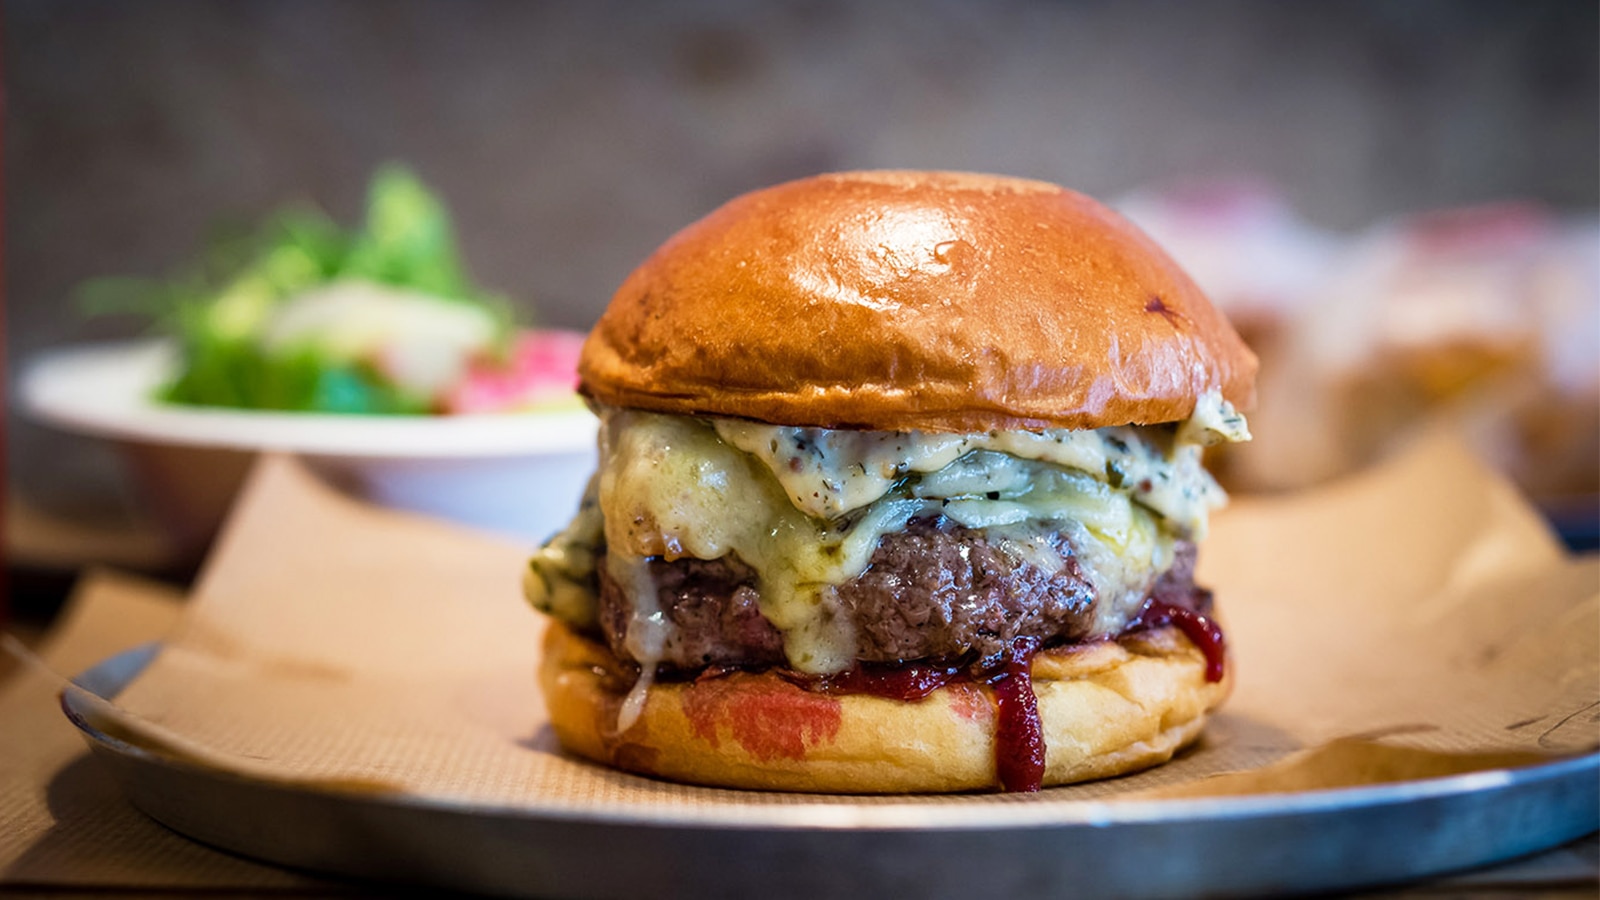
[20,339,598,556]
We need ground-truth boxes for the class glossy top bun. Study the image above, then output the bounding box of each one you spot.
[580,170,1257,432]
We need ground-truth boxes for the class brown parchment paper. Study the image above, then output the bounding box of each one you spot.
[93,433,1599,809]
[0,571,329,888]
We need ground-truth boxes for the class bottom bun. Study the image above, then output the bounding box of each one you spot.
[539,621,1230,793]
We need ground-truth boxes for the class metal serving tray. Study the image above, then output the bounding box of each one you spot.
[65,644,1599,899]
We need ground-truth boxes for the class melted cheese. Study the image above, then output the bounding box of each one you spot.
[520,477,603,630]
[525,396,1249,678]
[713,393,1243,535]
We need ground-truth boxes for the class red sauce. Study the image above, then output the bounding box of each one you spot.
[743,599,1226,792]
[808,661,964,701]
[680,675,844,762]
[1137,600,1227,682]
[986,637,1046,792]
[791,641,1047,792]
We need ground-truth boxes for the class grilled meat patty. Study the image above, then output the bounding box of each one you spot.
[597,516,1205,671]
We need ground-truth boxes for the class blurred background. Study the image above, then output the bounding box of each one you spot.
[6,0,1598,582]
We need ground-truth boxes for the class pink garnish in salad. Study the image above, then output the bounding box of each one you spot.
[443,329,585,414]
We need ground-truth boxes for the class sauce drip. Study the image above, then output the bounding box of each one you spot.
[986,636,1046,792]
[760,600,1224,793]
[810,661,964,701]
[1137,599,1227,682]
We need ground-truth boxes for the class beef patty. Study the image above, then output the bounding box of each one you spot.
[597,516,1206,671]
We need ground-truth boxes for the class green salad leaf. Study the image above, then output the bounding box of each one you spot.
[81,165,512,414]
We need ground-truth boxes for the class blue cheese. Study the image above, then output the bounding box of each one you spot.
[1177,391,1253,447]
[526,396,1249,677]
[714,391,1245,536]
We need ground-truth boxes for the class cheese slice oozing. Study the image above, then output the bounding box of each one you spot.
[525,392,1249,679]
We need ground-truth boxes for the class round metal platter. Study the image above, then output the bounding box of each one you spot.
[65,645,1600,899]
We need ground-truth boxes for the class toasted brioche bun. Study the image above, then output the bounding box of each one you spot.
[580,170,1257,432]
[540,621,1230,793]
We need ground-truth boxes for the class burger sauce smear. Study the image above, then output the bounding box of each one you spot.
[792,601,1226,793]
[813,662,964,701]
[800,638,1049,792]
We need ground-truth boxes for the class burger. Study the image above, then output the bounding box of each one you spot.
[524,171,1256,793]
